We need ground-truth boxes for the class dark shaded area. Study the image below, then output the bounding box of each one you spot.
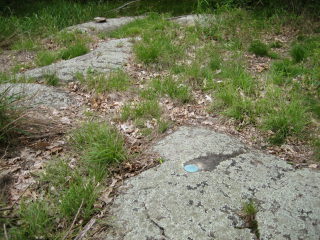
[184,149,246,172]
[1,0,319,17]
[0,0,198,17]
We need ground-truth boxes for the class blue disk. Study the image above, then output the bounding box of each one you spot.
[184,164,199,173]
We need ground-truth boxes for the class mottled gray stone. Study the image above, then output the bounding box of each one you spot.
[21,38,132,82]
[0,83,76,108]
[66,16,141,33]
[105,126,320,240]
[172,14,210,26]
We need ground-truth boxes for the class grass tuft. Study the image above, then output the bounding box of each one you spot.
[121,100,161,121]
[44,73,59,86]
[10,200,53,240]
[36,51,59,66]
[262,94,308,144]
[60,42,89,60]
[0,89,22,144]
[290,44,307,62]
[60,177,97,221]
[151,77,192,103]
[249,40,269,57]
[76,69,130,93]
[71,122,126,180]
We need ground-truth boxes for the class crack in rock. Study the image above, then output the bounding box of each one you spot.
[144,204,170,240]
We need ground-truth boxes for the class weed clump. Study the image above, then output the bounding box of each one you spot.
[9,200,54,239]
[262,98,308,144]
[249,40,269,57]
[290,44,307,62]
[44,73,59,86]
[76,69,130,93]
[151,77,192,103]
[60,42,89,60]
[71,122,126,179]
[36,51,59,66]
[121,100,161,121]
[0,89,22,144]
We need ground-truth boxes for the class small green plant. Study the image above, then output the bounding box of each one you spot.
[157,157,166,164]
[36,51,59,66]
[290,44,307,62]
[60,42,89,60]
[241,200,260,239]
[121,100,162,121]
[44,73,59,86]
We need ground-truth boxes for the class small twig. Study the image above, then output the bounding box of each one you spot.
[3,224,8,240]
[0,183,32,212]
[62,199,84,240]
[106,0,141,13]
[19,132,65,140]
[74,218,96,240]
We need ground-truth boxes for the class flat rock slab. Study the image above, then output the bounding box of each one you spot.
[66,16,140,33]
[172,14,210,26]
[105,126,320,240]
[0,83,76,108]
[22,38,132,82]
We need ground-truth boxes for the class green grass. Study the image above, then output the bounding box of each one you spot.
[60,42,89,60]
[121,100,162,121]
[157,119,171,133]
[76,69,131,93]
[36,51,59,66]
[9,200,54,240]
[151,77,192,103]
[262,96,308,144]
[270,41,283,48]
[249,40,269,57]
[71,121,126,180]
[108,14,169,38]
[290,44,307,62]
[0,88,22,144]
[270,59,305,85]
[134,32,182,66]
[11,39,39,51]
[40,159,73,190]
[44,73,59,86]
[60,177,97,221]
[0,1,124,49]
